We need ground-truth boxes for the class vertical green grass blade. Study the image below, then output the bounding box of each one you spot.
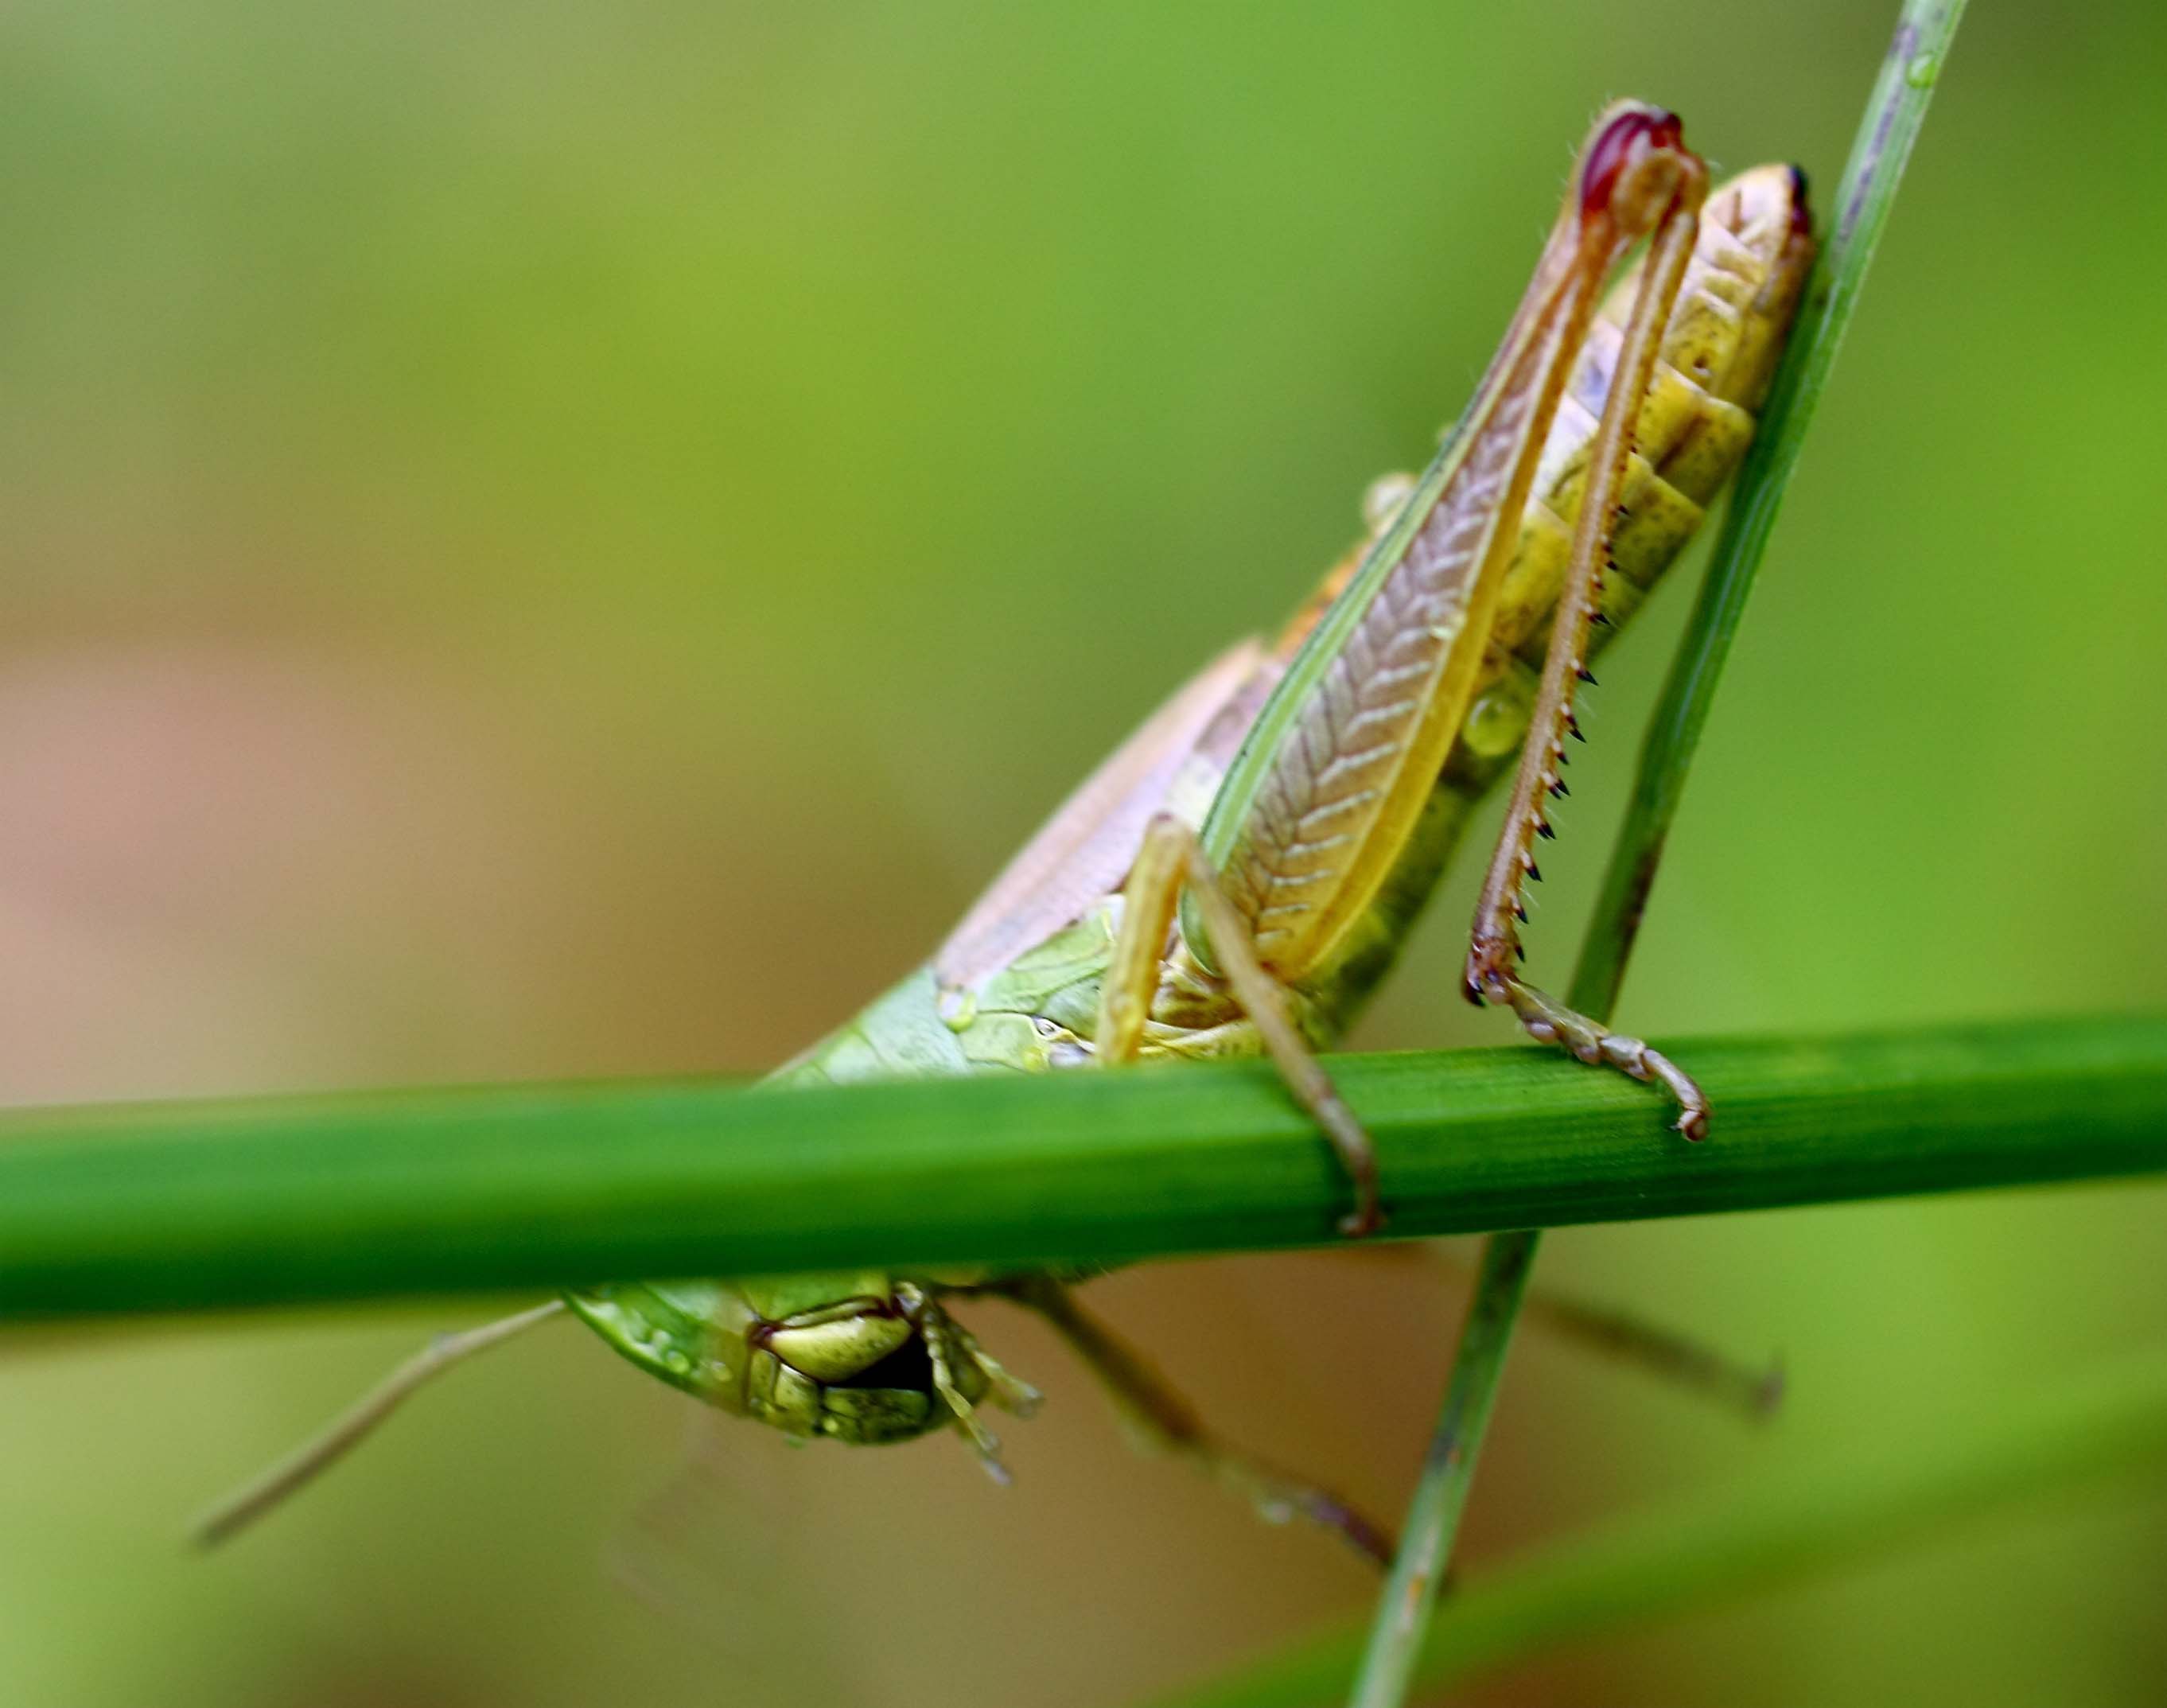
[1348,1232,1535,1707]
[1575,0,1973,1014]
[1344,4,1971,1702]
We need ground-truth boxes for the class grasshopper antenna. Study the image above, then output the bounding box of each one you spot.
[191,1299,567,1549]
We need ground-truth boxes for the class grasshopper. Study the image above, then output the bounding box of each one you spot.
[197,104,1811,1562]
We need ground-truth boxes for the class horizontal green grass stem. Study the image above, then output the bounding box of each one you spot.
[0,1013,2161,1322]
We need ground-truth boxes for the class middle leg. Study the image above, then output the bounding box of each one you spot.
[1096,809,1384,1236]
[1002,1274,1396,1568]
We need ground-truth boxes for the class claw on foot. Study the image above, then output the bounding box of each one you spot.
[1492,975,1710,1140]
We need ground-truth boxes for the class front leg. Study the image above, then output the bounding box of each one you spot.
[894,1283,1043,1481]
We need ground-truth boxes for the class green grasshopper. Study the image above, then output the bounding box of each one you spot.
[196,104,1811,1562]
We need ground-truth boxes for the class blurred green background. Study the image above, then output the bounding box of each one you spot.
[4,2,2165,1703]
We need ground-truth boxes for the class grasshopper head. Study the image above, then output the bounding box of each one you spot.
[568,1274,994,1445]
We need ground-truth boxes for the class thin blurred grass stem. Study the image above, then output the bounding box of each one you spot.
[1344,3,1971,1702]
[1144,1344,2167,1708]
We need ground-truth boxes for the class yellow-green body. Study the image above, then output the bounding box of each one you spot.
[568,163,1811,1449]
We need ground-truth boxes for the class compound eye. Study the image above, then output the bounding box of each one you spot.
[764,1309,913,1383]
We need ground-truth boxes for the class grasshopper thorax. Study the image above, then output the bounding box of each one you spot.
[567,1273,991,1445]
